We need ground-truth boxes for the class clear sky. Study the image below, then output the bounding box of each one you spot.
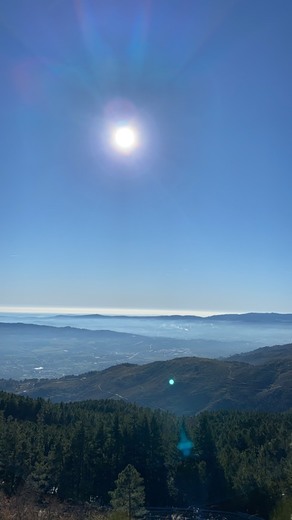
[1,0,292,315]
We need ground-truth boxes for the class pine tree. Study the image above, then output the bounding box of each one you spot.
[110,464,146,519]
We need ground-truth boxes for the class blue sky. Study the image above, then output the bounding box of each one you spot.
[1,0,292,315]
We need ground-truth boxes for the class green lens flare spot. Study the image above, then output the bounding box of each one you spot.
[169,378,175,385]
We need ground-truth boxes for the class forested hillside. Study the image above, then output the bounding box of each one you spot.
[1,353,291,414]
[0,392,291,519]
[228,343,292,365]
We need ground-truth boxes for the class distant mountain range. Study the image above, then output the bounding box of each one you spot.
[1,342,291,415]
[205,312,292,323]
[53,312,292,323]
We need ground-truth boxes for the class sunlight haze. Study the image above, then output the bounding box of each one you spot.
[1,0,292,314]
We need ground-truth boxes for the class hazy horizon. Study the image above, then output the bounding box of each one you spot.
[1,305,292,318]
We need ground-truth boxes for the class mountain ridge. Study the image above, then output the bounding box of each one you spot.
[0,345,291,415]
[228,342,292,364]
[50,312,292,323]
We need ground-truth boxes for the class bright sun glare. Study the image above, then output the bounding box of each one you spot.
[112,125,138,153]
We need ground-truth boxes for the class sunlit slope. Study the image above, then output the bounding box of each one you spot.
[1,352,291,415]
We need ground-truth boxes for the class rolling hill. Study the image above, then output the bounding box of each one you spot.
[0,351,291,415]
[228,342,292,364]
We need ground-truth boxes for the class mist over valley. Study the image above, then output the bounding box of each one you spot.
[1,312,292,381]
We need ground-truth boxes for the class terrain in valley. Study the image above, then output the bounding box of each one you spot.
[1,312,292,379]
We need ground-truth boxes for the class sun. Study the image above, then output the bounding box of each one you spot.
[112,125,138,154]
